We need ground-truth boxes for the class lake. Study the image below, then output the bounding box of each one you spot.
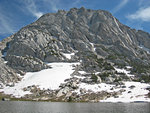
[0,101,150,113]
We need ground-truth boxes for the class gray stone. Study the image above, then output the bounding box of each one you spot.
[56,87,70,97]
[105,77,115,84]
[121,85,126,88]
[129,85,136,89]
[81,78,93,83]
[97,76,102,83]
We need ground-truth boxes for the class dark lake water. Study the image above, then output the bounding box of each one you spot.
[0,101,150,113]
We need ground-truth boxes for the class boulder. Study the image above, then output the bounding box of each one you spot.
[105,77,114,84]
[81,78,93,83]
[97,75,102,83]
[129,85,136,89]
[56,87,70,97]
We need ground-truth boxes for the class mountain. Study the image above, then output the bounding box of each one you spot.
[0,7,150,102]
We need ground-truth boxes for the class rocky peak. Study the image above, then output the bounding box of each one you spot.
[0,7,150,85]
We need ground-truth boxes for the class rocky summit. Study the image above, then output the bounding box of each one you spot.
[0,7,150,102]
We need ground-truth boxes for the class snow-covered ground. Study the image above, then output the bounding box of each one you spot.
[0,62,150,102]
[0,62,79,97]
[101,82,150,103]
[74,83,114,94]
[74,82,150,103]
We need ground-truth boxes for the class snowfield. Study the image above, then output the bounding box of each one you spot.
[74,82,150,103]
[0,62,150,102]
[101,82,150,103]
[0,62,79,97]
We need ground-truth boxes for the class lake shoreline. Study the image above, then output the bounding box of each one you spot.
[1,97,150,103]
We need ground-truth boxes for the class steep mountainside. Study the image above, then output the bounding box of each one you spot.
[0,7,150,102]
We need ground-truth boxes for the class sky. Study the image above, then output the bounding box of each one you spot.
[0,0,150,40]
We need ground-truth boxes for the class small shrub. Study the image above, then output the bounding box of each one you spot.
[140,75,150,83]
[98,72,110,81]
[68,96,72,102]
[103,62,114,70]
[96,58,104,68]
[107,55,117,60]
[114,78,122,82]
[115,71,126,75]
[148,92,150,98]
[91,74,98,83]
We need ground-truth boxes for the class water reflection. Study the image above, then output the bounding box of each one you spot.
[0,101,149,113]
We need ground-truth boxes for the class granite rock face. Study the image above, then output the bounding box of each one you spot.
[0,36,19,85]
[0,58,19,85]
[1,7,150,85]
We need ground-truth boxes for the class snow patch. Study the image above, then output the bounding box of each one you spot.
[63,53,75,59]
[101,82,150,103]
[126,66,132,69]
[74,83,114,94]
[90,42,96,51]
[4,61,8,64]
[0,62,79,97]
[78,71,87,74]
[115,67,134,77]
